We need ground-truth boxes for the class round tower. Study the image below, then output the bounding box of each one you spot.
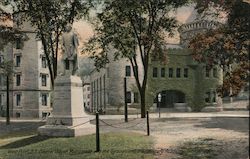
[178,20,220,48]
[178,20,223,111]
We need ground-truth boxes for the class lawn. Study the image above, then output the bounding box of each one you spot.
[0,132,154,159]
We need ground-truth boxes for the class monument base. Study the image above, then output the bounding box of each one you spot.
[38,75,95,137]
[38,118,94,137]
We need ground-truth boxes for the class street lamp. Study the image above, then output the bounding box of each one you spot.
[158,93,162,118]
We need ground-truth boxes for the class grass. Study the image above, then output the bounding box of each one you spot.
[176,138,219,159]
[0,132,154,159]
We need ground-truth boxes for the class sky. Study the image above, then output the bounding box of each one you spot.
[1,4,199,54]
[72,5,197,46]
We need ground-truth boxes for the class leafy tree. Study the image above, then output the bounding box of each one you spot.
[0,7,20,51]
[190,0,250,96]
[84,0,189,118]
[0,60,13,125]
[3,0,91,88]
[1,7,20,124]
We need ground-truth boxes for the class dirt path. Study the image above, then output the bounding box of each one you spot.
[150,117,249,159]
[0,117,249,159]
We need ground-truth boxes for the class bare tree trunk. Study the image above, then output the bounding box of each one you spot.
[140,88,146,118]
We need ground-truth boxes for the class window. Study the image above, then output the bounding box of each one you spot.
[213,68,217,78]
[42,112,48,118]
[16,74,21,86]
[134,92,139,103]
[16,112,21,118]
[126,91,131,103]
[16,38,21,49]
[41,94,47,106]
[176,68,181,78]
[0,94,2,106]
[0,74,3,86]
[184,68,188,78]
[212,91,216,103]
[87,94,90,99]
[42,57,46,68]
[0,55,3,63]
[205,66,210,77]
[161,68,165,77]
[87,102,90,106]
[205,92,210,103]
[16,55,21,67]
[153,67,158,78]
[16,94,21,106]
[87,86,90,91]
[169,68,173,78]
[125,65,131,77]
[41,74,47,86]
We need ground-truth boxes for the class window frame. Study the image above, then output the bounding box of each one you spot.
[125,65,131,77]
[16,55,21,67]
[161,68,165,78]
[41,74,47,86]
[126,91,132,103]
[16,74,21,86]
[184,68,188,78]
[153,67,158,78]
[41,93,48,106]
[176,68,181,78]
[169,68,173,78]
[16,38,21,49]
[16,94,21,106]
[41,56,47,68]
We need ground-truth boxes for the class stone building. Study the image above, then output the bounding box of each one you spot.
[88,49,144,113]
[0,16,52,118]
[147,20,223,112]
[87,20,223,113]
[82,75,91,112]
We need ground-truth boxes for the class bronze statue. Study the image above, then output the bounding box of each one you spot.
[61,25,79,75]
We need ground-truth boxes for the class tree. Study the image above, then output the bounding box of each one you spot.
[84,0,189,118]
[3,0,91,88]
[0,60,13,125]
[189,0,250,96]
[0,7,22,51]
[1,7,20,124]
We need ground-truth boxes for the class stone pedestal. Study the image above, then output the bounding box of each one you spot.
[38,75,94,137]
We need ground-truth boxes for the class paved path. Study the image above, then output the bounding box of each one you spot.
[0,111,249,159]
[1,111,248,122]
[99,111,249,119]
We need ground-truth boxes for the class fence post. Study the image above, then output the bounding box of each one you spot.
[124,77,128,122]
[146,111,150,136]
[96,112,100,152]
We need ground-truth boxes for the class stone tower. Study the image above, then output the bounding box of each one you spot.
[178,20,223,111]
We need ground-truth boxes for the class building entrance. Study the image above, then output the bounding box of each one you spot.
[155,90,185,108]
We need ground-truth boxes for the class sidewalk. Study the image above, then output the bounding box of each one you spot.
[99,111,249,119]
[1,111,248,122]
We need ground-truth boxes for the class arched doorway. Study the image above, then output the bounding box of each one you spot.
[155,90,186,108]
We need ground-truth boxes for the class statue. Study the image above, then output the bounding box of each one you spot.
[61,25,79,75]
